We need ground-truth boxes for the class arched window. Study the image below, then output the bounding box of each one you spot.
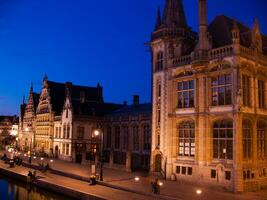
[213,120,233,160]
[156,51,164,71]
[243,120,252,159]
[178,121,195,157]
[257,121,267,159]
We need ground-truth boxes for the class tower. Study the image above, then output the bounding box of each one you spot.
[150,0,197,177]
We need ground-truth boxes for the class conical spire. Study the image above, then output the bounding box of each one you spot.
[30,82,33,93]
[155,6,162,30]
[162,0,187,28]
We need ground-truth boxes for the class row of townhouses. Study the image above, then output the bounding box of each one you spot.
[0,116,18,144]
[19,76,151,172]
[18,0,267,193]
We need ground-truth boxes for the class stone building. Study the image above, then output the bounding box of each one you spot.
[0,115,18,146]
[19,84,39,152]
[150,0,267,192]
[103,96,152,172]
[34,75,105,156]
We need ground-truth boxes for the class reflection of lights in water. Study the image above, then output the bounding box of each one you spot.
[134,177,140,181]
[196,189,202,195]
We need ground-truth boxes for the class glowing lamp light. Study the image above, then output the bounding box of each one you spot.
[24,154,27,157]
[25,128,29,132]
[50,159,53,163]
[94,130,100,136]
[158,181,163,187]
[33,156,36,159]
[196,189,202,195]
[134,177,140,181]
[40,157,44,161]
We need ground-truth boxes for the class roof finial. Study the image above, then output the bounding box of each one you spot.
[43,73,48,82]
[30,82,33,92]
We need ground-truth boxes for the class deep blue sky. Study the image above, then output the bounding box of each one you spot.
[0,0,267,115]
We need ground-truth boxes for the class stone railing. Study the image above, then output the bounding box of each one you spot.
[173,54,191,66]
[240,46,255,60]
[208,45,233,59]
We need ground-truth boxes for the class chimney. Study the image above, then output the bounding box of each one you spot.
[133,95,139,106]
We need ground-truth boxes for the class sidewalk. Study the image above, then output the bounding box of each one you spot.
[1,151,267,200]
[23,155,267,200]
[0,161,156,200]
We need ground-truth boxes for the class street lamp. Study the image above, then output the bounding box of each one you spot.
[93,129,104,181]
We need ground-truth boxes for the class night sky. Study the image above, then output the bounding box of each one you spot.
[0,0,267,115]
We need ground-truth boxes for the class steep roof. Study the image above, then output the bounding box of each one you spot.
[72,100,123,117]
[162,0,187,28]
[208,15,267,54]
[33,92,40,113]
[46,80,103,116]
[107,103,152,116]
[47,81,66,116]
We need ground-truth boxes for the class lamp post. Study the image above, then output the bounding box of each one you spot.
[94,129,104,181]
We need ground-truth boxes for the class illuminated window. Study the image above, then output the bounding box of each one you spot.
[242,75,251,106]
[178,121,195,157]
[258,80,265,109]
[211,74,232,106]
[257,121,267,159]
[177,80,194,108]
[243,120,252,159]
[213,120,233,160]
[156,52,164,71]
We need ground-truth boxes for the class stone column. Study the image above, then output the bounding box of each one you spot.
[197,76,207,166]
[109,150,114,167]
[233,114,243,192]
[126,150,132,172]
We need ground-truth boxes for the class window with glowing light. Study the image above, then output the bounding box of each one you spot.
[257,121,267,159]
[243,119,252,160]
[242,75,251,107]
[177,80,194,108]
[211,74,232,106]
[178,121,195,157]
[213,120,233,160]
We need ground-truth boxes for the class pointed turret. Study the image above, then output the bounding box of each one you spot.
[162,0,187,28]
[232,20,240,44]
[155,6,162,30]
[251,18,262,53]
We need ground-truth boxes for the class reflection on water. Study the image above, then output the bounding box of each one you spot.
[0,175,73,200]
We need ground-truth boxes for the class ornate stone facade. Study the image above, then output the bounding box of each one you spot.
[150,0,267,192]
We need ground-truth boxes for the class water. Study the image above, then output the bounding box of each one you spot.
[0,175,73,200]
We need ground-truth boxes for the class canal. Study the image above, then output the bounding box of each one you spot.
[0,174,73,200]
